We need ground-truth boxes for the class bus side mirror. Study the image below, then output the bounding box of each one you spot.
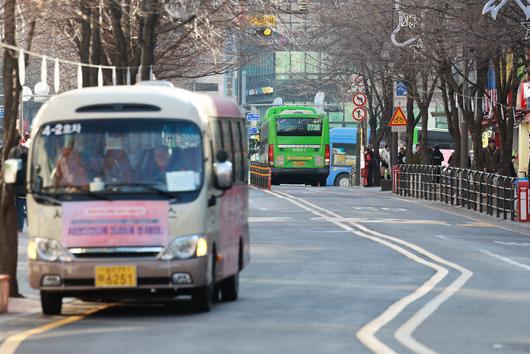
[214,150,233,190]
[3,159,22,184]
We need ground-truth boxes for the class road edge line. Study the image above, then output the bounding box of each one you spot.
[0,304,113,354]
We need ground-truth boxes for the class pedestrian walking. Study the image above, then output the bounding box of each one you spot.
[411,144,420,164]
[431,145,444,166]
[482,138,500,173]
[8,133,29,232]
[380,145,391,179]
[364,146,376,187]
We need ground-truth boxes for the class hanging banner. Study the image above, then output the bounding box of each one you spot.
[54,59,60,93]
[98,66,103,87]
[77,64,83,89]
[41,56,47,85]
[18,50,25,86]
[136,65,142,83]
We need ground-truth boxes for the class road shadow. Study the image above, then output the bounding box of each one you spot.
[87,298,222,318]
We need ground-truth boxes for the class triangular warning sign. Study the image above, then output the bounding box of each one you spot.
[389,107,408,126]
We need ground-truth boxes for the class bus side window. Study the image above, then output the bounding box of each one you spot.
[216,120,224,151]
[237,121,247,182]
[227,121,237,183]
[259,122,269,162]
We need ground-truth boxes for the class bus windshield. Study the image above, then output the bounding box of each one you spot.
[276,117,323,137]
[31,119,203,195]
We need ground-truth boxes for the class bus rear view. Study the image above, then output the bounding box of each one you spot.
[261,106,330,186]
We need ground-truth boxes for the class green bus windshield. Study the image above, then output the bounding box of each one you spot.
[276,117,323,137]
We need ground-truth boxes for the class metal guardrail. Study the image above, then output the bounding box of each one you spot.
[393,165,517,221]
[250,162,271,190]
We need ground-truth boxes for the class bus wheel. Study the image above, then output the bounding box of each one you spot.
[41,291,62,315]
[335,174,351,187]
[192,255,216,312]
[220,272,239,302]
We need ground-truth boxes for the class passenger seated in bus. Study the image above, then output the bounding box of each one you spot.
[140,145,175,183]
[103,148,133,183]
[52,139,89,189]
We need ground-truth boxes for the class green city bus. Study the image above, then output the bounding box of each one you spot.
[259,106,330,186]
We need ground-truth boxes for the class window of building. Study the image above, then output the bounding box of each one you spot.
[275,51,321,80]
[435,116,448,129]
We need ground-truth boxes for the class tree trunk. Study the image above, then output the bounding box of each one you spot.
[110,0,129,85]
[420,106,429,164]
[405,90,415,164]
[141,0,160,80]
[0,0,21,297]
[80,0,92,87]
[89,0,102,87]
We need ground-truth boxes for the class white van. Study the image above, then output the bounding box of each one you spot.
[5,85,249,314]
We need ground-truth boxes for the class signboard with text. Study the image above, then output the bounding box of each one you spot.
[62,201,169,248]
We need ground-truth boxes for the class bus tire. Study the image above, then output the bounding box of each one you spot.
[334,174,351,187]
[41,291,62,315]
[220,272,239,302]
[192,255,216,313]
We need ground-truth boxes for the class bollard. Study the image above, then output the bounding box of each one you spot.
[0,274,9,314]
[516,178,529,222]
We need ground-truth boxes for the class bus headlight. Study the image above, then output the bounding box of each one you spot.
[29,238,74,262]
[158,235,208,261]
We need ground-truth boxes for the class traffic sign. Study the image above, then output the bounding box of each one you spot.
[395,81,408,97]
[391,126,406,132]
[388,106,407,126]
[352,92,367,107]
[352,106,367,122]
[354,75,364,88]
[246,112,260,121]
[248,127,259,135]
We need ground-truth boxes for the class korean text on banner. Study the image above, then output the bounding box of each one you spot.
[62,201,169,247]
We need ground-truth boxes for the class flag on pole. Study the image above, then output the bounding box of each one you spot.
[483,60,497,117]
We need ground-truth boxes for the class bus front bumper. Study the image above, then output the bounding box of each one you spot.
[29,257,209,299]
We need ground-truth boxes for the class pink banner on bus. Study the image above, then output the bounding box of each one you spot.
[62,201,169,248]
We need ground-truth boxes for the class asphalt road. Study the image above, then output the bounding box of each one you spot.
[2,185,530,354]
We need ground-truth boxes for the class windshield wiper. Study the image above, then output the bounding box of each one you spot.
[104,183,179,200]
[36,186,112,201]
[32,192,62,206]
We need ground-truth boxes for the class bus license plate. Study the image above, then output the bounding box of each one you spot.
[95,265,137,288]
[293,161,305,167]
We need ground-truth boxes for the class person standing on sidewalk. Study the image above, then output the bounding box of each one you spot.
[380,145,391,180]
[431,145,444,166]
[398,147,407,164]
[482,138,500,173]
[411,144,421,164]
[8,133,29,232]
